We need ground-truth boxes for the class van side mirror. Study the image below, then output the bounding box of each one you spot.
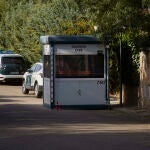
[27,69,33,73]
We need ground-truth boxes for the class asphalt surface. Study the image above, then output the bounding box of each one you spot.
[0,84,150,150]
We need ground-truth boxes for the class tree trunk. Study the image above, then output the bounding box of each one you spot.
[122,84,139,106]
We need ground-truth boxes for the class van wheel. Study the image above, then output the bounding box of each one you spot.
[22,80,29,94]
[34,83,42,98]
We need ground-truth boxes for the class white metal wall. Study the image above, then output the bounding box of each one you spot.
[54,43,106,106]
[55,79,106,105]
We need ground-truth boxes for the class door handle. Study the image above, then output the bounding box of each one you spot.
[77,89,81,96]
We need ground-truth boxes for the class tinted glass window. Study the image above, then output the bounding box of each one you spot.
[44,55,50,78]
[1,56,25,74]
[56,54,104,78]
[2,57,24,64]
[34,64,42,72]
[30,64,37,72]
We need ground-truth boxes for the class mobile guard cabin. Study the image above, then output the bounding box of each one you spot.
[40,35,109,109]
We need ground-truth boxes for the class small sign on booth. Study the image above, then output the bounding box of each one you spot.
[40,35,109,109]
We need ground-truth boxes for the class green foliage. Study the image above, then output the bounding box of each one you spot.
[109,46,120,93]
[0,0,94,66]
[0,0,149,94]
[142,0,150,8]
[0,0,5,21]
[0,1,42,65]
[77,0,148,93]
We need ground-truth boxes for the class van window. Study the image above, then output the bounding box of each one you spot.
[34,64,42,72]
[30,64,37,72]
[1,57,25,75]
[2,57,24,64]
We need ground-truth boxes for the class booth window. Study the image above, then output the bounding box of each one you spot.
[56,54,104,78]
[44,55,50,78]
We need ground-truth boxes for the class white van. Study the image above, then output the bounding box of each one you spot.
[0,50,25,83]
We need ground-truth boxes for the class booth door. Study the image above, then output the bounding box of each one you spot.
[55,54,106,106]
[78,80,106,104]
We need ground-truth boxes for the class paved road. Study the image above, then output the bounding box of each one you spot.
[0,84,150,150]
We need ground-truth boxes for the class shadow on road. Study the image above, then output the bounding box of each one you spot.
[0,84,150,150]
[0,97,150,150]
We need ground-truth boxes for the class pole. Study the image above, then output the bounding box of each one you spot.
[120,32,123,106]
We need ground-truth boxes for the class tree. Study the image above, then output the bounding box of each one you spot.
[0,0,94,66]
[1,0,148,106]
[75,0,148,105]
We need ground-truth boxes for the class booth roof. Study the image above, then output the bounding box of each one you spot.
[40,35,101,44]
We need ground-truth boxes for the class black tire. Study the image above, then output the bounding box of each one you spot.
[34,83,42,98]
[22,80,29,94]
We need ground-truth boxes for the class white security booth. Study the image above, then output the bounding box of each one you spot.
[40,35,109,109]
